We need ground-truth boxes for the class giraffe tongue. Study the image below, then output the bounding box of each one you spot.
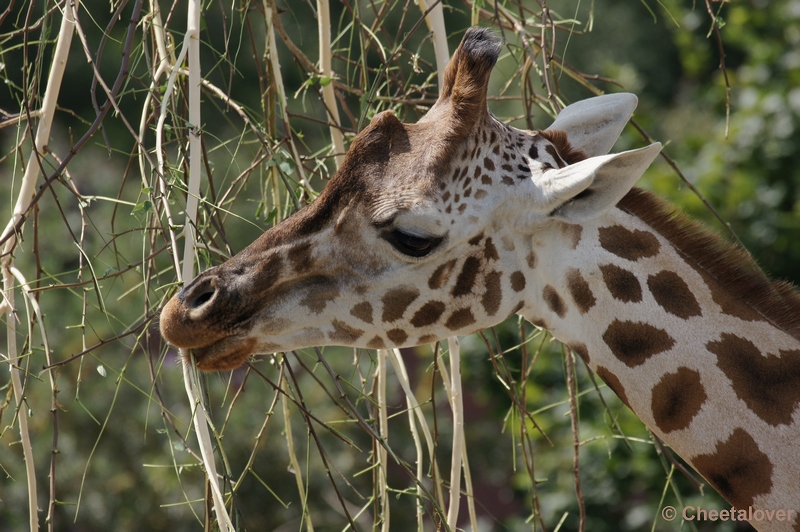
[188,336,258,371]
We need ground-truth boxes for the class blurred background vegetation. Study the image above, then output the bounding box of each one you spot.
[1,0,798,530]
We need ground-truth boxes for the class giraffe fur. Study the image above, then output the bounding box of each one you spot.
[160,27,800,530]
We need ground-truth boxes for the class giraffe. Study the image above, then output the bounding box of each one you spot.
[160,28,800,530]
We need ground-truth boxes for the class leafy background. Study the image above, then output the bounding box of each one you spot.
[1,0,798,530]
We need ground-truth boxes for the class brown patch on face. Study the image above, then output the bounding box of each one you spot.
[474,189,488,199]
[706,333,800,426]
[526,251,537,269]
[367,335,386,349]
[602,319,675,367]
[452,256,481,297]
[510,301,525,314]
[429,259,457,290]
[417,334,438,344]
[484,238,499,261]
[599,264,642,303]
[510,271,526,292]
[381,287,420,322]
[647,270,702,319]
[569,343,590,364]
[482,270,502,316]
[410,301,447,327]
[566,269,595,314]
[691,428,773,509]
[387,328,409,345]
[599,225,660,262]
[287,241,314,272]
[560,223,583,249]
[651,367,707,433]
[468,232,484,245]
[543,285,567,318]
[445,308,476,330]
[300,284,340,314]
[329,319,364,344]
[350,301,373,324]
[483,157,495,171]
[595,366,630,408]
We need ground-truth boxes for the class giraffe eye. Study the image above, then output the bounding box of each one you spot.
[383,230,442,258]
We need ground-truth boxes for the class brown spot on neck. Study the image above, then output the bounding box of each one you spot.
[598,225,661,262]
[618,187,800,340]
[651,367,707,433]
[543,285,567,318]
[691,428,773,509]
[560,223,583,249]
[602,320,675,367]
[566,269,595,314]
[481,271,502,316]
[599,264,642,303]
[706,333,800,426]
[595,366,630,408]
[510,271,526,292]
[569,342,590,364]
[647,270,702,319]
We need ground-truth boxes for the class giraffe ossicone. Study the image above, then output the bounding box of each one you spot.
[161,27,800,531]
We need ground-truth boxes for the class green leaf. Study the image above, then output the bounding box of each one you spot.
[131,200,153,214]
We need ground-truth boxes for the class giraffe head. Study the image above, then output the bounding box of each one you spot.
[159,28,661,370]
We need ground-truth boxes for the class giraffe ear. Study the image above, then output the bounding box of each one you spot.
[539,142,662,222]
[547,93,638,157]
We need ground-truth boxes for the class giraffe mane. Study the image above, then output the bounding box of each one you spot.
[618,187,800,341]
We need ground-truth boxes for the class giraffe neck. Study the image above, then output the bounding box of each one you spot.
[515,190,800,523]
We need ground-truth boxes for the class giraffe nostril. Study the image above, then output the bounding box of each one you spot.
[191,289,215,309]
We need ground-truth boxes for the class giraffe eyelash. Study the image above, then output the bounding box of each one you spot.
[381,229,444,258]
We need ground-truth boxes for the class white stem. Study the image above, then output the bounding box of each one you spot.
[2,268,38,532]
[10,266,56,526]
[316,0,345,167]
[376,348,390,531]
[0,2,80,528]
[1,0,78,253]
[416,0,450,92]
[178,1,234,529]
[387,348,437,528]
[281,370,315,532]
[264,0,309,189]
[445,337,464,529]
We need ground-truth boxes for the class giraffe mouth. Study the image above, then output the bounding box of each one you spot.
[186,336,259,371]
